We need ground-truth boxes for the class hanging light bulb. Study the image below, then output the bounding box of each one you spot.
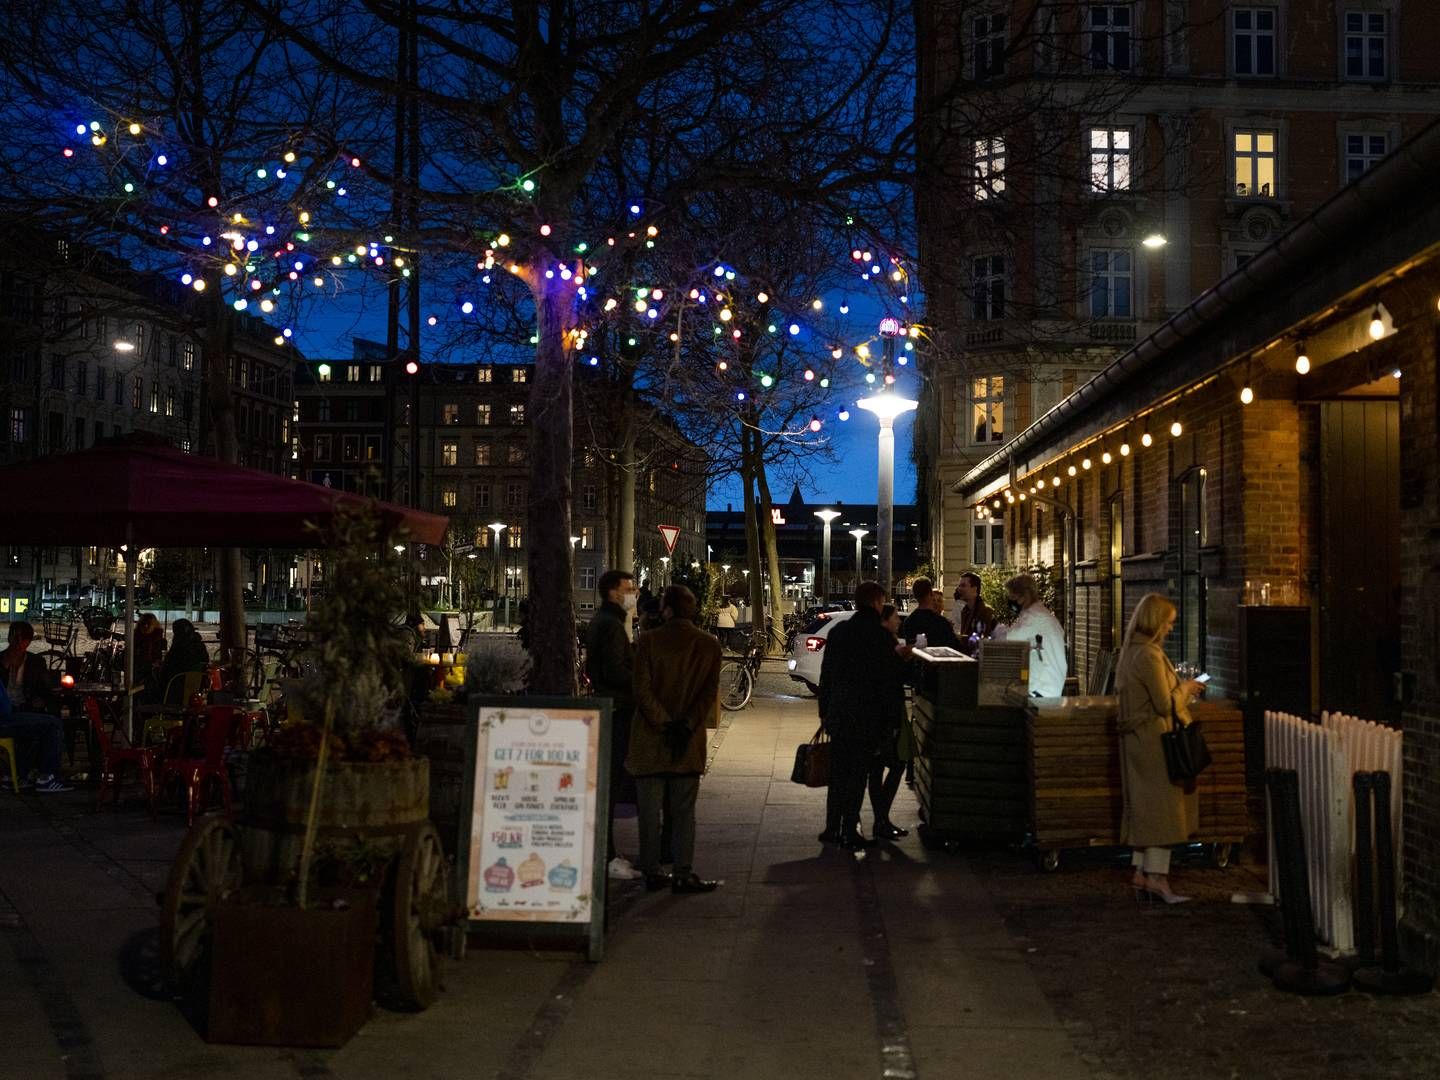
[1119,441,1131,457]
[1067,464,1077,477]
[1141,430,1153,448]
[1101,449,1113,465]
[1369,306,1385,339]
[1240,385,1254,405]
[1170,418,1183,438]
[1081,457,1092,470]
[1295,340,1311,375]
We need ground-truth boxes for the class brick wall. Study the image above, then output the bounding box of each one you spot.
[1399,319,1440,972]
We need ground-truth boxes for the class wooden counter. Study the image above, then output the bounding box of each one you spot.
[1023,695,1248,854]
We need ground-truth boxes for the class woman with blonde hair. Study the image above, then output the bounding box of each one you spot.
[1116,593,1206,903]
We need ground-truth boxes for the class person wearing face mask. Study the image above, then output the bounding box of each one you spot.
[586,569,644,881]
[992,573,1068,697]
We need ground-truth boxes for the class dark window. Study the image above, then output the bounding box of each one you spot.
[1344,11,1387,80]
[971,255,1006,320]
[972,13,1007,80]
[1177,469,1208,668]
[1233,8,1276,76]
[1089,4,1133,70]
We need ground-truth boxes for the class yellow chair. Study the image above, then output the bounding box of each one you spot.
[137,671,206,746]
[0,737,21,792]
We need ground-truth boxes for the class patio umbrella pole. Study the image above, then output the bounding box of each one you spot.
[123,530,136,742]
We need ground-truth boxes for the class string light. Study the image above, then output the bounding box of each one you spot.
[1295,341,1310,375]
[1369,306,1385,339]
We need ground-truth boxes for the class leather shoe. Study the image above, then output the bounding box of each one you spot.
[817,828,843,845]
[671,873,721,894]
[645,872,672,893]
[874,822,909,840]
[839,831,877,851]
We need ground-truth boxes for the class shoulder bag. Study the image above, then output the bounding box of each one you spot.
[1161,701,1212,782]
[790,725,830,788]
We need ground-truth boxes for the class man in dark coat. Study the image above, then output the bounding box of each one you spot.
[584,569,643,880]
[952,572,997,655]
[818,581,909,849]
[630,585,722,893]
[899,578,962,650]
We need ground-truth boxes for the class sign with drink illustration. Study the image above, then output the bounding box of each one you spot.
[458,696,612,961]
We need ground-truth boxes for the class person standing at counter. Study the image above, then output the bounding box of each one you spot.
[1116,593,1207,904]
[899,578,961,650]
[993,574,1067,696]
[950,573,996,655]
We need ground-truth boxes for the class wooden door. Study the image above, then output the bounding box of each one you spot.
[1319,400,1400,724]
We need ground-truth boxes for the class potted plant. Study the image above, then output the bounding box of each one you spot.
[205,511,436,1046]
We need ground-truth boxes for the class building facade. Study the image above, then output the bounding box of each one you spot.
[292,347,708,613]
[915,0,1440,586]
[0,238,292,607]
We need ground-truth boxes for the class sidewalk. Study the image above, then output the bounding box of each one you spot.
[9,683,1436,1078]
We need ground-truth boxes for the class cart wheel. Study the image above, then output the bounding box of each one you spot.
[160,814,242,993]
[1212,843,1233,869]
[1038,850,1061,873]
[393,823,447,1010]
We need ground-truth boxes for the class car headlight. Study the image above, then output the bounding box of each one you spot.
[787,659,796,670]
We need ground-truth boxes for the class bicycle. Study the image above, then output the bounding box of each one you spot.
[719,641,765,712]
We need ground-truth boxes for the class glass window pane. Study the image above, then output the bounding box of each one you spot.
[1257,132,1274,152]
[1114,129,1130,149]
[1114,278,1131,317]
[1257,158,1274,194]
[1113,153,1131,189]
[1091,128,1107,148]
[992,376,1004,394]
[1257,37,1273,72]
[1235,131,1252,152]
[1346,12,1362,31]
[1235,10,1251,30]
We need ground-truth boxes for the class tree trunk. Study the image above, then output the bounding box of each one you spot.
[526,263,578,695]
[740,424,765,648]
[616,406,636,575]
[753,450,787,655]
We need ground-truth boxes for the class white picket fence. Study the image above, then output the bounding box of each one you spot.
[1264,710,1403,954]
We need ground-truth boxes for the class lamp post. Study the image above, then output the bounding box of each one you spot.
[814,509,840,603]
[849,528,868,584]
[856,390,918,596]
[487,522,505,628]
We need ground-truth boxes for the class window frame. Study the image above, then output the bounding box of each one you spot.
[1341,9,1389,82]
[476,403,492,426]
[441,441,459,467]
[1087,126,1134,195]
[1230,6,1279,78]
[971,12,1007,80]
[1086,246,1135,320]
[971,514,1005,566]
[968,375,1006,447]
[970,254,1007,321]
[1229,125,1281,199]
[1088,4,1134,72]
[1340,127,1391,184]
[973,136,1007,200]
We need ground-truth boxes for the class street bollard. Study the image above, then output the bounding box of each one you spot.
[1353,771,1376,967]
[1270,769,1350,995]
[1353,771,1434,995]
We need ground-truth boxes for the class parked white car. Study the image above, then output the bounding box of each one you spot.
[786,609,856,694]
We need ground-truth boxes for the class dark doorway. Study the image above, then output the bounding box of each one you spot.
[1319,399,1400,724]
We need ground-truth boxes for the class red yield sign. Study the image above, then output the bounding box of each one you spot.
[657,524,680,554]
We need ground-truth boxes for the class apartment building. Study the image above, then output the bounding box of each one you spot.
[915,0,1440,579]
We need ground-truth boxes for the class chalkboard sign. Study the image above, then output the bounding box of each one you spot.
[457,695,611,961]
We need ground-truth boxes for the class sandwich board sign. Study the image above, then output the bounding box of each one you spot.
[458,696,612,961]
[657,524,680,554]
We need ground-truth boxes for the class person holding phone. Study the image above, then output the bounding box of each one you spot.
[1115,593,1206,903]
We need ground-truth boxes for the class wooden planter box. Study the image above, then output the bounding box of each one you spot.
[207,887,376,1048]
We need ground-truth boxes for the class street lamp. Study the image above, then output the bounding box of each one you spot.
[856,391,918,596]
[814,509,840,603]
[849,528,868,582]
[487,522,506,627]
[659,555,669,586]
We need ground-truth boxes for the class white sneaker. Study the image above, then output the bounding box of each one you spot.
[607,856,643,881]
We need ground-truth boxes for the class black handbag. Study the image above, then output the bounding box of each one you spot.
[790,727,830,788]
[1161,704,1212,782]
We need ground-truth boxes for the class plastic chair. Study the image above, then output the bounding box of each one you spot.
[157,706,238,826]
[86,697,157,812]
[0,737,20,793]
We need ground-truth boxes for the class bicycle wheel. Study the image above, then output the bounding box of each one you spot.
[719,661,753,711]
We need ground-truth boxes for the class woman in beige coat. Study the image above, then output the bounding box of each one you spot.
[1116,594,1206,903]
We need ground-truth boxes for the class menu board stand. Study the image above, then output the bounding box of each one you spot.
[457,695,612,961]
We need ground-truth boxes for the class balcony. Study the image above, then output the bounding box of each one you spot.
[1087,321,1138,344]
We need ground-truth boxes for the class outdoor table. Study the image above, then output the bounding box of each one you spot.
[55,682,127,774]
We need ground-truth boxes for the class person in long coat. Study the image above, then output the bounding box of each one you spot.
[630,584,722,894]
[1116,593,1206,904]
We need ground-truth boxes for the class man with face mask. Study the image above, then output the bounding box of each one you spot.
[586,569,643,880]
[993,573,1068,697]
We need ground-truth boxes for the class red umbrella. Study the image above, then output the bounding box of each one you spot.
[0,440,447,547]
[0,438,449,733]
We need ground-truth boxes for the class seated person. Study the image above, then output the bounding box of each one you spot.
[133,613,168,687]
[0,623,72,792]
[142,618,210,705]
[898,578,962,651]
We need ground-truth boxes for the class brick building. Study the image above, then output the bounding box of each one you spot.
[914,0,1440,583]
[954,118,1440,971]
[293,347,708,613]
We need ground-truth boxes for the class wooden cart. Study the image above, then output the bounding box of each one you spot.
[1024,696,1250,871]
[159,755,452,1011]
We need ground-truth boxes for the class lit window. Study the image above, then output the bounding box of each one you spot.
[507,524,523,548]
[369,364,383,382]
[1343,132,1388,182]
[1343,11,1387,80]
[131,375,143,410]
[317,364,332,382]
[969,376,1005,446]
[346,364,361,382]
[971,255,1006,320]
[443,403,459,425]
[1088,5,1133,71]
[1089,248,1133,318]
[1232,8,1276,76]
[476,404,491,426]
[580,525,592,549]
[973,137,1006,199]
[149,384,160,414]
[364,435,380,460]
[9,407,27,443]
[510,403,526,425]
[182,342,196,371]
[477,366,492,383]
[441,487,458,509]
[1089,128,1132,192]
[441,441,458,466]
[474,443,491,466]
[165,387,175,417]
[1232,129,1277,197]
[512,368,528,384]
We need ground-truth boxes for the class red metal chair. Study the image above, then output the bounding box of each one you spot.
[156,705,238,826]
[86,696,158,812]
